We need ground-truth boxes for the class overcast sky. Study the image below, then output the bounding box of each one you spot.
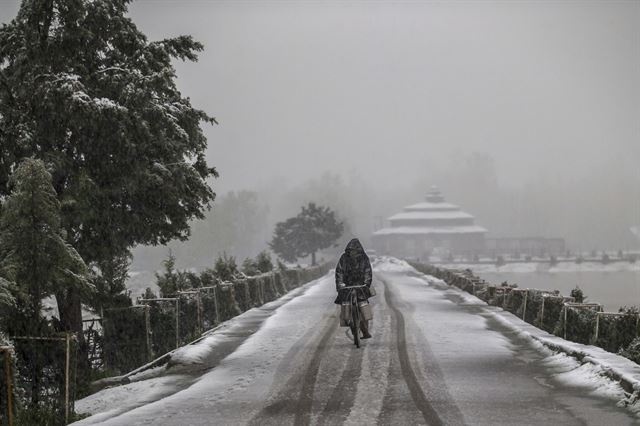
[1,0,639,194]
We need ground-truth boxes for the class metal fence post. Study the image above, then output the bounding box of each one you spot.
[197,292,203,333]
[213,285,220,325]
[594,313,600,343]
[2,347,13,426]
[144,305,152,361]
[540,296,545,328]
[175,298,180,349]
[522,291,528,321]
[564,306,568,340]
[65,333,70,425]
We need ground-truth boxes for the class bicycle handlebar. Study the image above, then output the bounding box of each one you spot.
[341,285,367,289]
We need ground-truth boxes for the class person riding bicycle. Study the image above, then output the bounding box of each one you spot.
[334,238,373,339]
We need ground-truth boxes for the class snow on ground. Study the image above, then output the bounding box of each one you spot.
[409,266,640,410]
[168,333,231,366]
[74,271,336,425]
[438,261,640,274]
[75,373,190,424]
[541,353,628,401]
[371,256,413,273]
[76,258,640,424]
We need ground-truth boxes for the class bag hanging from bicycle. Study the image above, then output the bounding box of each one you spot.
[358,300,373,321]
[340,303,351,327]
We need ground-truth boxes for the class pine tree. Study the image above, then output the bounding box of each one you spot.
[155,252,189,297]
[241,258,260,277]
[269,203,343,265]
[0,1,217,340]
[255,251,274,273]
[0,158,90,336]
[213,253,241,282]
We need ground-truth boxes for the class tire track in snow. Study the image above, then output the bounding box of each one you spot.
[383,277,445,426]
[249,307,338,425]
[343,277,392,425]
[293,310,340,426]
[316,339,363,425]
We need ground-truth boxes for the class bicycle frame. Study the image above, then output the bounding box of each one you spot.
[342,285,367,348]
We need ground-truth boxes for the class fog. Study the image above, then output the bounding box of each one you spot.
[2,1,639,269]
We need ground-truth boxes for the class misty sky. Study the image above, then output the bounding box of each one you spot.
[1,0,639,192]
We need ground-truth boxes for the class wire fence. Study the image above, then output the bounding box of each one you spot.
[409,261,640,361]
[102,306,151,374]
[0,334,77,426]
[0,263,332,424]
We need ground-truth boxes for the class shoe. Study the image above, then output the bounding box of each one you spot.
[361,332,372,339]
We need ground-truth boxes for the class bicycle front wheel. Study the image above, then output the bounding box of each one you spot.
[352,303,360,348]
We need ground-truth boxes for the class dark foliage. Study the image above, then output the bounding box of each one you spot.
[0,0,217,338]
[0,159,90,337]
[213,253,241,282]
[102,307,150,374]
[155,253,196,297]
[570,286,586,303]
[269,203,343,265]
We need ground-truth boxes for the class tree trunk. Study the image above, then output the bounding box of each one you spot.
[55,287,90,381]
[311,251,317,266]
[55,288,82,335]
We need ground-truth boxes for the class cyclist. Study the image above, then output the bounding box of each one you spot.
[334,238,373,339]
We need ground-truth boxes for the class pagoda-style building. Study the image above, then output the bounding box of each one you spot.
[372,187,487,258]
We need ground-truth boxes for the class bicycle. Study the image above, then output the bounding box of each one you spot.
[341,285,368,348]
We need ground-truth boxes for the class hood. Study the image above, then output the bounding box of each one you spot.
[345,238,365,256]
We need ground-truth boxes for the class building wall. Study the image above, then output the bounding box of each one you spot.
[372,233,485,258]
[389,218,474,227]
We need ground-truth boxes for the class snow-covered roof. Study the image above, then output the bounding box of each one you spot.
[388,211,474,221]
[373,225,488,236]
[403,202,460,212]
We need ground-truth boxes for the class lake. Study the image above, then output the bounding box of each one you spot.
[469,263,640,312]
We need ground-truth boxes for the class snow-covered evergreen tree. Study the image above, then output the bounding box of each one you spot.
[0,158,90,336]
[0,0,217,342]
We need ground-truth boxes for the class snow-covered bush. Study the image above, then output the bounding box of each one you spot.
[594,307,639,353]
[504,290,526,317]
[213,253,242,282]
[619,337,640,364]
[554,306,598,344]
[570,286,586,303]
[155,253,199,297]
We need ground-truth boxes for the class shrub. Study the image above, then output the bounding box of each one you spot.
[214,253,241,282]
[619,337,640,364]
[536,296,564,333]
[241,258,260,276]
[570,286,586,303]
[594,307,639,353]
[555,306,598,344]
[156,253,192,297]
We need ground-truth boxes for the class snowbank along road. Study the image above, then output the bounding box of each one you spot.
[75,258,639,425]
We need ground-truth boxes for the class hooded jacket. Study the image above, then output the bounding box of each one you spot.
[334,238,373,304]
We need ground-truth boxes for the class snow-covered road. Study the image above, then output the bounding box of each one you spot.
[75,258,638,425]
